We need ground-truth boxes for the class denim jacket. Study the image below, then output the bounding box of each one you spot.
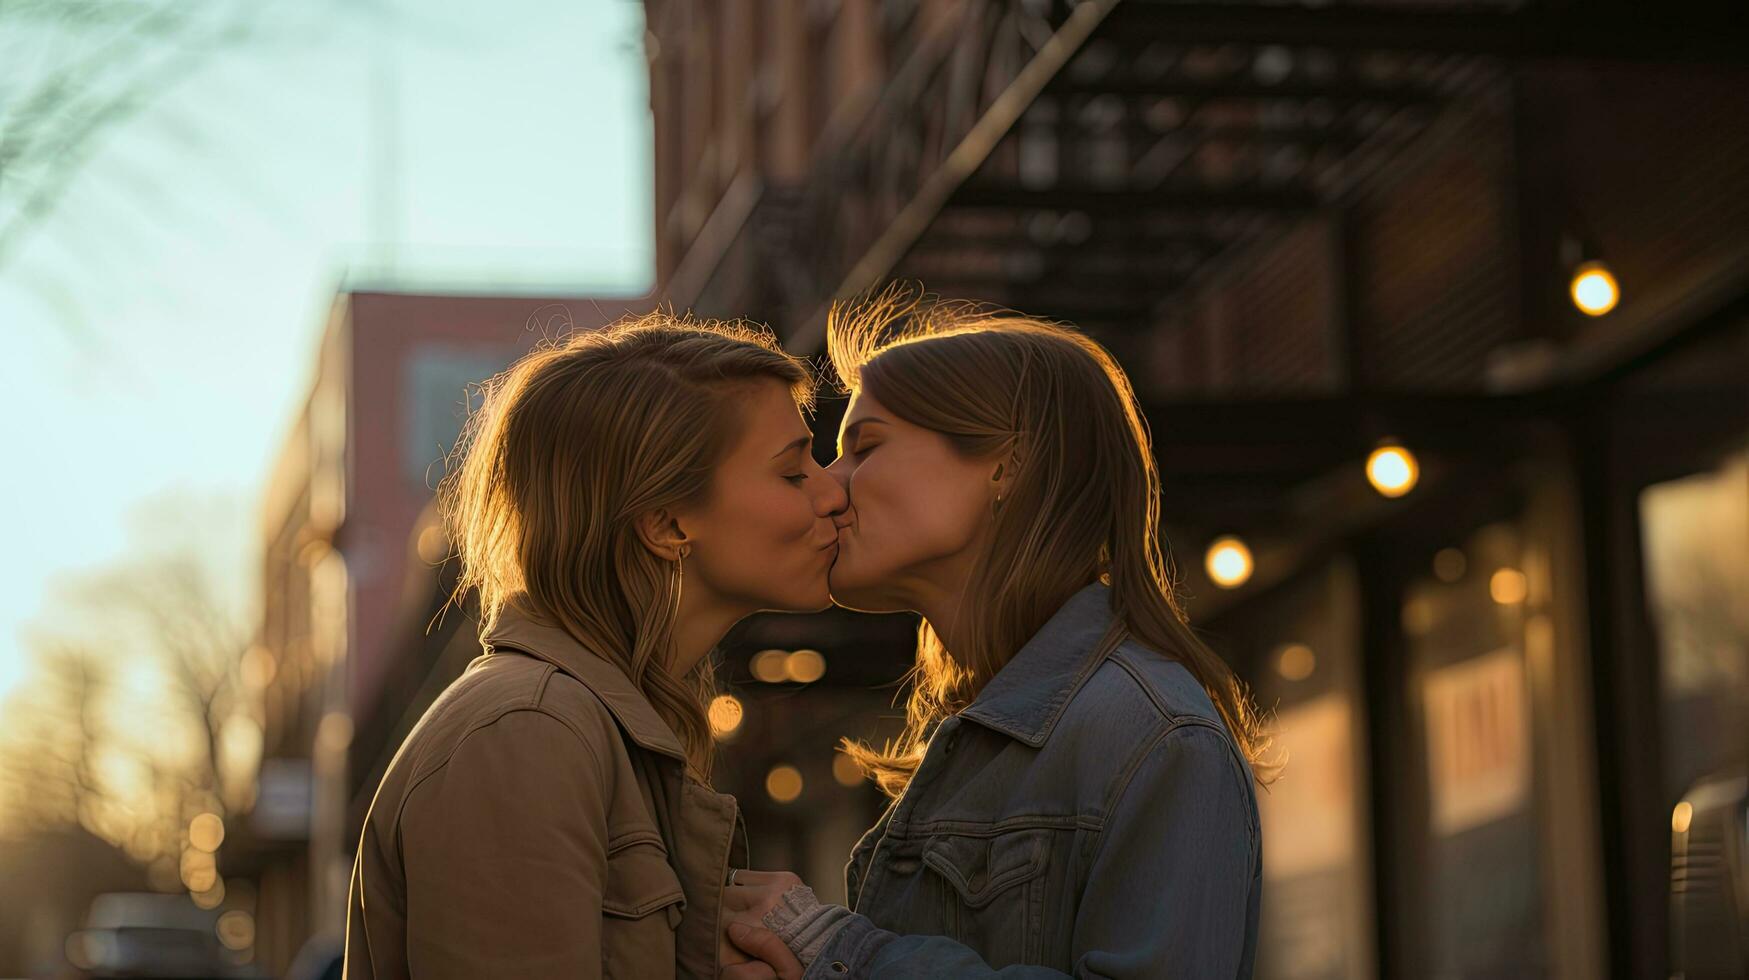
[807,583,1261,979]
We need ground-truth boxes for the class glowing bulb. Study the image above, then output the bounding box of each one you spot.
[765,764,804,804]
[1570,261,1619,316]
[1672,800,1693,834]
[707,695,744,738]
[1366,444,1419,498]
[1205,536,1254,589]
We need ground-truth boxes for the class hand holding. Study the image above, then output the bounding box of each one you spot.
[721,921,804,980]
[723,868,807,924]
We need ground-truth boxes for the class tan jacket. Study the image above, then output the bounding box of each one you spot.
[344,606,746,979]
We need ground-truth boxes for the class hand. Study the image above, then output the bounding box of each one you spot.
[722,868,806,926]
[718,924,755,970]
[721,921,804,980]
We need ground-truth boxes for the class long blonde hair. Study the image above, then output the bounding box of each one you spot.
[440,311,814,778]
[832,289,1278,796]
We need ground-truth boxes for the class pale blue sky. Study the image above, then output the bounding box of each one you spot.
[0,0,653,702]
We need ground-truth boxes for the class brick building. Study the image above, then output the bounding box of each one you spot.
[234,290,648,975]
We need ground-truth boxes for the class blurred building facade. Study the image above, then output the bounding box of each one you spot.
[231,291,646,976]
[640,2,1749,978]
[208,4,1749,977]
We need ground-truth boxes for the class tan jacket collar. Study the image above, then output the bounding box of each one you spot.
[481,604,687,762]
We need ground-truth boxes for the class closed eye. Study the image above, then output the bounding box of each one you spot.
[784,473,807,485]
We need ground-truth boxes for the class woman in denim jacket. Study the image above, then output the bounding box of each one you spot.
[724,294,1278,979]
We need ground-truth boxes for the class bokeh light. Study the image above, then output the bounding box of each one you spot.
[192,879,226,910]
[1205,536,1254,589]
[765,764,804,803]
[1275,644,1316,682]
[1569,261,1620,316]
[784,649,826,683]
[1366,444,1419,498]
[216,910,256,951]
[180,850,217,894]
[707,694,744,738]
[1433,547,1467,583]
[832,752,864,787]
[750,649,790,683]
[1490,568,1529,605]
[189,813,225,853]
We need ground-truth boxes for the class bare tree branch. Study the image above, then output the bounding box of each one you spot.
[0,497,252,865]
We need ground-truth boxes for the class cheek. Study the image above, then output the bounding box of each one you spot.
[691,482,825,600]
[852,450,986,562]
[722,482,815,552]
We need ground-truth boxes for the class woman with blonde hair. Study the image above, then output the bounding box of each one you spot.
[724,293,1275,979]
[344,312,847,979]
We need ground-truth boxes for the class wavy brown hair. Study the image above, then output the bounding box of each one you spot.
[440,311,814,779]
[832,289,1278,796]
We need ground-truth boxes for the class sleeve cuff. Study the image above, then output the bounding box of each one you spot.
[761,885,856,967]
[801,909,898,979]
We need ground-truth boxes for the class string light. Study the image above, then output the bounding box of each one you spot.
[1366,443,1419,498]
[1569,261,1620,316]
[1205,536,1254,589]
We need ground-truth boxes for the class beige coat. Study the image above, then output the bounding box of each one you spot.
[344,606,745,979]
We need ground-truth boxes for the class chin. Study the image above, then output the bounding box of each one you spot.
[826,571,899,614]
[774,578,833,613]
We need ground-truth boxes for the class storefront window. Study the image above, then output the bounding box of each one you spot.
[1403,520,1548,976]
[1638,448,1749,807]
[1240,560,1374,980]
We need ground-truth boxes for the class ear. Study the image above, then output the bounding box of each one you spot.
[634,508,692,562]
[990,457,1017,501]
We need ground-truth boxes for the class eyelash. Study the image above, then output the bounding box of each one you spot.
[784,473,807,485]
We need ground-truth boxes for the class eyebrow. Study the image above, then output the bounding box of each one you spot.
[770,435,813,460]
[838,417,888,453]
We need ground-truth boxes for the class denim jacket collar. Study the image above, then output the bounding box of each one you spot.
[958,581,1121,747]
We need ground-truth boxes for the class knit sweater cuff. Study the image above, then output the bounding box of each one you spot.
[760,885,856,967]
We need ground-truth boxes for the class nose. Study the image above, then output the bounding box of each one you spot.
[824,454,852,494]
[814,461,850,518]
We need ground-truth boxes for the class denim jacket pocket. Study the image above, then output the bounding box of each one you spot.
[923,828,1052,965]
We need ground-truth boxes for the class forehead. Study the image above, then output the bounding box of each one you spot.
[731,378,810,450]
[839,390,887,428]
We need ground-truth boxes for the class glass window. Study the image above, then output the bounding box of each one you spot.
[402,346,517,491]
[1638,447,1749,807]
[1403,520,1548,976]
[1236,560,1375,980]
